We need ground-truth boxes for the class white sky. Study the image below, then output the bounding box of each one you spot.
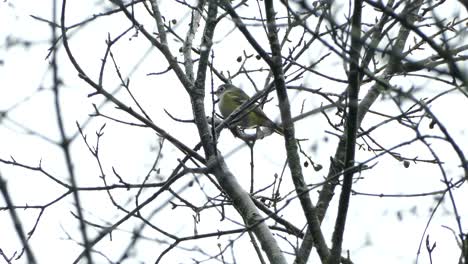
[0,1,467,263]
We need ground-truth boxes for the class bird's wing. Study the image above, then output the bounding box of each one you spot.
[226,91,248,107]
[228,89,273,120]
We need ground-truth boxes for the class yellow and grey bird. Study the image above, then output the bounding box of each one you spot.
[214,83,283,135]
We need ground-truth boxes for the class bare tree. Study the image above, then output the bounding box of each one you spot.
[1,0,467,263]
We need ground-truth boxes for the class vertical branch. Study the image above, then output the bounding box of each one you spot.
[316,0,425,223]
[264,0,330,262]
[183,0,206,81]
[248,142,255,194]
[54,0,93,262]
[328,0,362,263]
[191,0,218,155]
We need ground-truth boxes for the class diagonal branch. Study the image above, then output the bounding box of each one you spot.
[264,0,330,263]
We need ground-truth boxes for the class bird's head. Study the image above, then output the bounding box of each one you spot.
[213,83,235,97]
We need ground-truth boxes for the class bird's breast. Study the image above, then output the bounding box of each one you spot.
[219,94,239,118]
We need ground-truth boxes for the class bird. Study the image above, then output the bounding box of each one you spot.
[214,83,283,135]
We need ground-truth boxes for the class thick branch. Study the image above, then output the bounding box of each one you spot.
[328,0,362,263]
[189,2,287,263]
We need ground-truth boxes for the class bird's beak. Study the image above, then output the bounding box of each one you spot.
[211,89,221,96]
